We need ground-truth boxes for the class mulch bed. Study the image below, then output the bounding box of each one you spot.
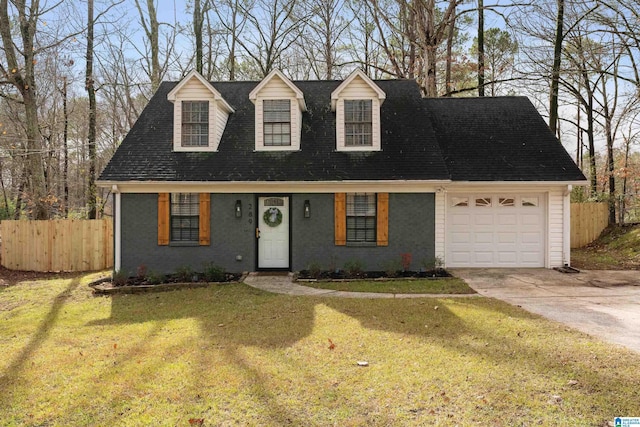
[296,269,452,281]
[0,266,85,286]
[89,272,246,295]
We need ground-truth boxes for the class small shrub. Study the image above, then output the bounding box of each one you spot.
[175,265,194,282]
[202,263,226,282]
[343,259,364,277]
[422,257,444,271]
[145,270,164,285]
[112,269,128,287]
[382,259,403,278]
[307,262,323,279]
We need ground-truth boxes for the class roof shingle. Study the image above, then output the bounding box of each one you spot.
[98,79,585,183]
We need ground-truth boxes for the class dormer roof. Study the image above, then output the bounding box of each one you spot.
[331,69,386,111]
[249,69,307,112]
[167,70,234,113]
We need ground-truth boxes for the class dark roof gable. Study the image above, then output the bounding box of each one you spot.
[99,78,586,183]
[424,97,586,181]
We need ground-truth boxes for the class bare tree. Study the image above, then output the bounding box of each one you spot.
[367,0,462,97]
[231,0,307,78]
[133,0,177,92]
[298,0,350,79]
[549,0,564,134]
[0,0,81,219]
[477,0,484,96]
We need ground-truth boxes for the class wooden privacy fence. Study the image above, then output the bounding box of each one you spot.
[0,219,113,272]
[571,202,609,248]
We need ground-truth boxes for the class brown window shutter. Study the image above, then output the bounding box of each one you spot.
[199,193,211,245]
[334,193,346,246]
[157,193,170,245]
[377,193,389,246]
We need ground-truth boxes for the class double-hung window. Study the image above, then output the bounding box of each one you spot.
[263,100,291,146]
[170,193,200,242]
[344,100,372,146]
[182,101,209,147]
[346,193,376,243]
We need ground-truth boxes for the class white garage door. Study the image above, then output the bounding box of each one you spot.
[446,194,546,267]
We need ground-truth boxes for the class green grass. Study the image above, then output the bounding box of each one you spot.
[301,277,475,294]
[572,224,640,269]
[1,272,639,426]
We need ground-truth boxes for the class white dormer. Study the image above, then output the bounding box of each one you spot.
[331,69,386,152]
[167,70,234,152]
[249,69,306,152]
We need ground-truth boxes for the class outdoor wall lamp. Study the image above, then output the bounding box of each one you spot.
[235,200,242,218]
[304,200,311,218]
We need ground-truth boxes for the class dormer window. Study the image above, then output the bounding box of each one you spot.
[331,69,386,152]
[182,101,209,147]
[167,70,234,152]
[345,100,372,146]
[264,100,291,146]
[249,69,306,152]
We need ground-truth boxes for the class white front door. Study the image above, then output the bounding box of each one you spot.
[258,196,290,269]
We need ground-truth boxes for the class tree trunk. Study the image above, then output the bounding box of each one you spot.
[194,0,203,74]
[86,0,97,219]
[445,12,455,96]
[477,0,485,97]
[62,76,69,217]
[549,0,564,135]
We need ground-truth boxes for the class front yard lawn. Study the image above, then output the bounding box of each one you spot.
[1,272,639,426]
[300,277,475,294]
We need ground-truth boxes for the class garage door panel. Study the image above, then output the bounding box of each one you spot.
[521,214,541,226]
[497,252,517,264]
[474,232,494,243]
[446,193,545,268]
[451,214,471,226]
[520,252,542,263]
[474,252,494,263]
[452,232,471,243]
[497,232,517,243]
[450,251,471,263]
[474,214,494,225]
[521,232,541,244]
[497,214,517,225]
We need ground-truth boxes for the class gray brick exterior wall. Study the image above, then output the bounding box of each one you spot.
[291,193,435,271]
[120,193,254,275]
[119,192,435,275]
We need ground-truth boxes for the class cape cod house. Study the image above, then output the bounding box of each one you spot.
[97,69,587,275]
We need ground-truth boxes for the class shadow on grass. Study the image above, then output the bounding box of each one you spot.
[89,283,319,349]
[0,277,82,390]
[81,283,640,423]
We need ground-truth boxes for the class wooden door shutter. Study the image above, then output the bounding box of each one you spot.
[199,193,211,245]
[157,193,170,246]
[377,193,389,246]
[334,193,346,246]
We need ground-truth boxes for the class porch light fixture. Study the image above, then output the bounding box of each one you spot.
[303,200,311,218]
[235,200,242,218]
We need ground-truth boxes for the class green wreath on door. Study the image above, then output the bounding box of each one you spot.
[263,207,283,227]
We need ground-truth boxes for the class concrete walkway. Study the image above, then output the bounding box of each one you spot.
[243,272,477,299]
[453,268,640,353]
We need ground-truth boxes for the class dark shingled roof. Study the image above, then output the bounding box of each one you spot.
[424,96,586,181]
[99,80,586,183]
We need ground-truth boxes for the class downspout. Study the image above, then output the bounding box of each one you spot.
[112,185,121,272]
[563,185,572,266]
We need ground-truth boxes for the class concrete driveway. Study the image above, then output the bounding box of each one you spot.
[452,268,640,353]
